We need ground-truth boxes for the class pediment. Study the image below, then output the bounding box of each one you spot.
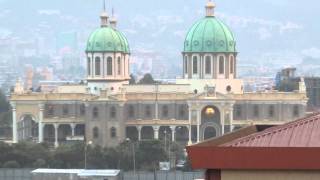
[191,91,232,100]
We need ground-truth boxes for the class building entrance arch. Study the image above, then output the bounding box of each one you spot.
[18,114,38,141]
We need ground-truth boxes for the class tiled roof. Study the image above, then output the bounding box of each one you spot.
[222,113,320,147]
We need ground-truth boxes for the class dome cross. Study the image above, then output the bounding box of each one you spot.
[205,0,216,17]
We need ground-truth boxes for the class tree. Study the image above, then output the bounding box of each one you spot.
[87,145,106,169]
[0,142,12,163]
[2,161,20,168]
[129,74,136,84]
[138,73,156,84]
[136,140,167,170]
[33,158,47,168]
[10,142,50,168]
[0,89,12,138]
[53,142,84,168]
[0,89,9,113]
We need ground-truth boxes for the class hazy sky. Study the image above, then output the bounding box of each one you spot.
[1,0,319,66]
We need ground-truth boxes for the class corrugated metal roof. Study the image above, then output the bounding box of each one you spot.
[78,170,120,177]
[31,169,120,177]
[31,169,82,174]
[222,113,320,147]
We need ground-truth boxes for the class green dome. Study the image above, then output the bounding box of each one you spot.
[86,27,130,53]
[184,16,236,53]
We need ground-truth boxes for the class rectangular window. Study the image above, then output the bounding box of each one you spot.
[235,105,242,117]
[87,58,91,76]
[193,56,198,74]
[63,105,69,116]
[219,56,224,74]
[107,57,113,76]
[253,105,259,118]
[95,57,101,76]
[205,56,211,74]
[184,56,188,74]
[117,57,121,75]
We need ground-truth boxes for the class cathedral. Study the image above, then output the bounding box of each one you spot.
[10,1,308,147]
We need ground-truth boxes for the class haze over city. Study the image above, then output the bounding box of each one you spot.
[1,0,320,87]
[1,1,320,179]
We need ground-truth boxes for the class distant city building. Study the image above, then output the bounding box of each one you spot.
[276,68,320,110]
[10,1,308,148]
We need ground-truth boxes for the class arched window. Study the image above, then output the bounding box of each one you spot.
[162,105,169,118]
[95,57,101,76]
[117,57,121,75]
[93,107,99,118]
[253,105,259,118]
[107,57,113,76]
[62,104,69,115]
[268,105,275,118]
[110,106,117,118]
[219,56,224,74]
[179,105,186,118]
[293,105,299,117]
[234,105,242,117]
[93,127,99,138]
[145,105,151,118]
[184,56,188,74]
[128,105,135,118]
[230,56,234,74]
[205,56,211,74]
[80,104,86,115]
[87,57,91,76]
[110,127,117,138]
[192,56,198,74]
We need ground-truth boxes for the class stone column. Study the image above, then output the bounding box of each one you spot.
[221,108,225,135]
[71,124,76,137]
[153,126,160,140]
[229,108,234,132]
[188,107,192,145]
[54,123,59,148]
[221,109,225,135]
[137,126,142,141]
[11,103,18,143]
[38,104,44,143]
[196,109,201,142]
[170,126,176,142]
[38,123,44,143]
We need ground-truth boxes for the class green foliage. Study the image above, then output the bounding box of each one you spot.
[33,159,47,168]
[2,161,20,168]
[10,141,51,168]
[136,140,167,170]
[138,73,156,84]
[0,89,12,138]
[53,142,84,168]
[87,145,105,169]
[0,90,9,112]
[129,74,136,84]
[0,140,183,171]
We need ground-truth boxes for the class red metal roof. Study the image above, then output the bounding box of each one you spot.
[222,113,320,147]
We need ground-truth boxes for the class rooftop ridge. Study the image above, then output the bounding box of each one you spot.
[221,112,320,147]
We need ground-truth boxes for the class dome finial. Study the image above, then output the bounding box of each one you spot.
[110,7,117,29]
[205,0,216,17]
[100,0,109,27]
